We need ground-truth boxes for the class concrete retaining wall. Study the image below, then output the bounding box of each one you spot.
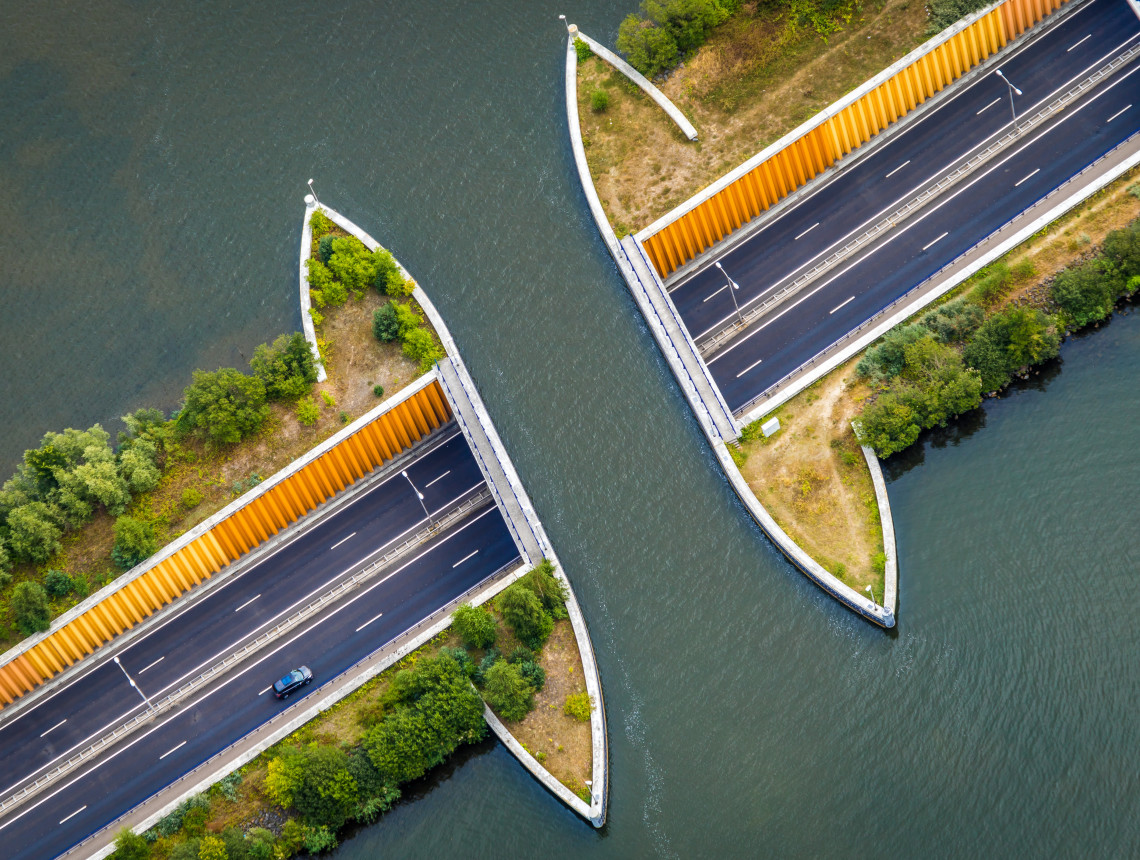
[862,444,898,616]
[298,199,327,382]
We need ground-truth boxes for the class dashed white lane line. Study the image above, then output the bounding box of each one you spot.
[330,532,356,551]
[137,656,164,674]
[976,97,1001,115]
[159,740,186,760]
[234,594,262,613]
[829,296,855,315]
[424,470,450,488]
[452,550,478,568]
[1068,34,1092,52]
[258,686,273,696]
[1014,168,1040,187]
[735,356,764,379]
[59,805,86,825]
[40,719,67,738]
[794,222,820,240]
[922,231,948,252]
[355,612,384,633]
[1107,104,1132,123]
[885,159,911,179]
[702,284,728,302]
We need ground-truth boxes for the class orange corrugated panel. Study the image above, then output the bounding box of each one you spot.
[9,656,40,693]
[404,395,433,439]
[358,424,388,468]
[281,475,313,519]
[229,511,261,554]
[244,499,272,541]
[135,574,165,613]
[217,517,249,558]
[310,457,340,498]
[0,668,21,703]
[169,548,202,588]
[389,405,415,449]
[339,436,368,479]
[182,543,215,583]
[104,594,136,630]
[644,237,668,277]
[426,381,452,425]
[285,471,318,512]
[297,461,330,505]
[251,496,280,537]
[262,487,294,530]
[399,399,427,441]
[663,223,688,271]
[74,613,106,650]
[120,580,152,620]
[725,180,751,229]
[741,169,765,215]
[196,533,225,573]
[25,645,57,678]
[693,206,717,251]
[154,560,184,597]
[47,634,77,667]
[56,625,88,662]
[327,447,356,488]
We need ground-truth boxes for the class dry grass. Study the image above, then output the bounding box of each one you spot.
[578,0,931,233]
[740,361,884,597]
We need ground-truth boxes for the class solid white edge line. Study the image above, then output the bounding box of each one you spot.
[1014,168,1041,187]
[922,231,949,251]
[0,504,509,835]
[794,222,820,240]
[39,719,66,738]
[1107,104,1132,122]
[329,532,357,551]
[885,159,911,178]
[355,612,384,633]
[976,97,1001,115]
[1068,34,1092,52]
[158,740,186,761]
[829,296,856,314]
[233,594,262,613]
[136,656,164,675]
[452,550,479,568]
[423,470,450,488]
[58,805,86,825]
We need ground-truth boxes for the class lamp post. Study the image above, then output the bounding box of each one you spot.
[714,261,744,326]
[307,178,319,206]
[994,70,1023,126]
[865,584,876,606]
[402,470,432,525]
[114,656,153,711]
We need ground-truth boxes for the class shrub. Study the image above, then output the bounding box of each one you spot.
[517,559,568,619]
[297,396,320,426]
[563,691,593,722]
[590,89,609,112]
[0,538,9,577]
[856,324,930,382]
[11,581,51,635]
[306,258,335,295]
[481,661,534,721]
[1050,260,1118,329]
[373,249,406,296]
[176,368,269,447]
[250,332,319,400]
[112,515,158,571]
[319,390,336,408]
[265,747,306,808]
[44,569,73,598]
[6,502,63,563]
[872,552,887,575]
[920,297,984,344]
[304,826,338,854]
[401,328,444,373]
[372,303,401,343]
[291,745,359,830]
[327,236,379,295]
[474,649,499,685]
[109,828,149,860]
[310,210,335,237]
[574,38,593,61]
[198,835,227,860]
[118,441,161,495]
[182,487,203,508]
[373,384,385,398]
[616,16,679,76]
[968,261,1013,305]
[497,583,554,649]
[518,660,546,691]
[452,602,497,649]
[247,828,276,860]
[927,0,990,34]
[317,233,337,264]
[854,390,922,457]
[71,574,90,599]
[963,308,1061,391]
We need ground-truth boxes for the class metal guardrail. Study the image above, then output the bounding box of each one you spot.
[0,488,493,818]
[698,43,1140,357]
[733,129,1140,419]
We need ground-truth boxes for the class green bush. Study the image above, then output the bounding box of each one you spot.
[250,332,319,401]
[44,569,73,598]
[246,828,276,860]
[297,396,320,426]
[926,0,990,34]
[563,691,593,722]
[920,297,985,344]
[303,826,338,854]
[176,368,270,447]
[372,303,402,343]
[855,390,922,457]
[318,234,337,264]
[291,745,359,830]
[265,746,306,808]
[11,581,51,635]
[574,38,593,61]
[590,89,609,112]
[306,258,336,296]
[401,328,445,373]
[198,835,227,860]
[319,390,336,408]
[452,602,497,649]
[481,660,534,721]
[327,236,379,296]
[109,828,149,860]
[963,307,1061,391]
[516,559,569,620]
[112,515,158,571]
[856,323,930,382]
[6,502,63,563]
[372,249,406,296]
[373,384,385,398]
[1050,260,1118,329]
[71,573,90,599]
[118,441,161,495]
[968,261,1013,306]
[517,660,546,691]
[474,650,499,685]
[310,210,335,237]
[182,487,204,508]
[497,583,554,649]
[616,16,679,76]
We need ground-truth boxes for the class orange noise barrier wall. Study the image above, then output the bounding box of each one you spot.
[0,379,452,707]
[639,0,1066,278]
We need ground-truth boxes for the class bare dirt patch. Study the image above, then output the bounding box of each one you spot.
[577,0,930,233]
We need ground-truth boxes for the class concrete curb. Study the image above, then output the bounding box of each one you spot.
[298,200,328,382]
[862,444,898,617]
[572,29,698,141]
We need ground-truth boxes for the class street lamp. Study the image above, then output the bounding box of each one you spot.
[307,178,319,205]
[994,69,1023,126]
[714,260,744,326]
[865,584,876,606]
[402,470,432,525]
[113,656,154,711]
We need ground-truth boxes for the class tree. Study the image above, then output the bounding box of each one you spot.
[44,569,74,598]
[854,390,922,457]
[643,0,729,53]
[401,328,444,373]
[0,537,10,577]
[12,581,51,635]
[291,745,358,830]
[856,323,930,382]
[112,515,158,571]
[118,439,161,494]
[177,368,270,446]
[452,602,497,648]
[517,559,568,619]
[372,302,402,343]
[71,454,132,516]
[616,15,679,76]
[372,249,406,296]
[1051,260,1117,329]
[327,236,380,295]
[318,233,337,264]
[250,332,319,401]
[109,828,149,860]
[481,661,534,721]
[5,502,63,563]
[497,584,553,649]
[920,297,984,343]
[265,746,307,808]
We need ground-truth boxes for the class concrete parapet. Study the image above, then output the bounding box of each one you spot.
[299,198,328,382]
[862,444,898,617]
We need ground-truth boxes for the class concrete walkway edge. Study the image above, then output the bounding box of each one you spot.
[298,201,328,381]
[862,444,898,616]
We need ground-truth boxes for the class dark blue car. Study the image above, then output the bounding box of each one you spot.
[273,665,312,699]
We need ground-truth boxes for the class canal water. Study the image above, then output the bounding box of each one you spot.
[1,1,1137,856]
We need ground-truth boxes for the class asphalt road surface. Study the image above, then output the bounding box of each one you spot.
[0,427,522,859]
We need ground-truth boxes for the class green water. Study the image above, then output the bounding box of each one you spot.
[0,1,1137,856]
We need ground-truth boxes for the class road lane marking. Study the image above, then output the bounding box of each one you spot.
[829,296,855,315]
[885,160,910,178]
[234,594,262,613]
[735,357,764,379]
[424,470,450,488]
[922,232,948,251]
[702,284,728,302]
[0,505,506,830]
[258,686,272,696]
[1067,34,1092,52]
[355,612,384,633]
[794,222,819,240]
[452,550,479,568]
[137,656,165,674]
[1107,104,1132,123]
[59,805,86,824]
[159,740,186,760]
[976,97,1001,115]
[40,719,67,738]
[330,532,356,550]
[1014,168,1040,187]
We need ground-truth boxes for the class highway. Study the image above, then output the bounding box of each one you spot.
[664,0,1140,410]
[0,426,523,859]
